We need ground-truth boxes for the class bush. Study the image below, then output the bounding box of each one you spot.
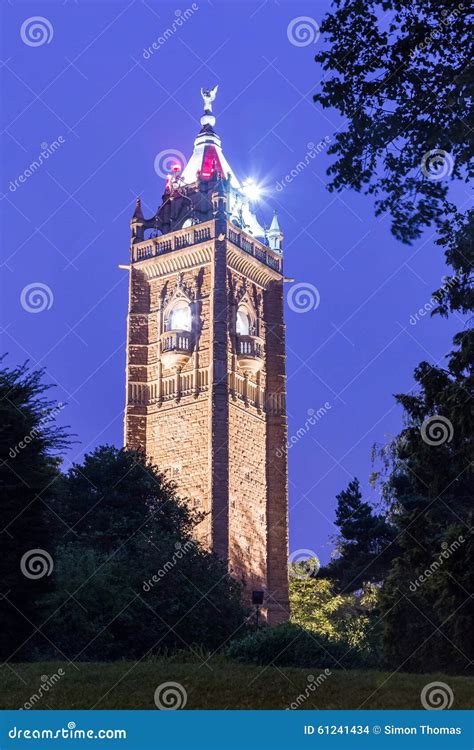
[42,539,245,661]
[289,570,382,654]
[227,623,380,670]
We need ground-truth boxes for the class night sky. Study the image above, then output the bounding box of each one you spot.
[1,0,460,564]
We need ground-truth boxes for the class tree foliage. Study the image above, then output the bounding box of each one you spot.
[53,445,197,553]
[0,361,69,660]
[314,0,473,313]
[376,332,473,672]
[290,563,348,639]
[314,0,473,674]
[42,447,245,660]
[289,561,382,655]
[319,479,398,593]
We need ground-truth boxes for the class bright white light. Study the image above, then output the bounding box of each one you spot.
[236,309,250,336]
[169,302,191,331]
[242,179,262,202]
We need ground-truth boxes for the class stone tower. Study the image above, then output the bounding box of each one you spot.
[124,87,289,624]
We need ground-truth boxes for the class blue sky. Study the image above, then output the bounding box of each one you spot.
[1,0,460,563]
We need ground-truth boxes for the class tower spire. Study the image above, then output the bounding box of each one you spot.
[181,86,240,189]
[130,196,145,243]
[131,196,144,221]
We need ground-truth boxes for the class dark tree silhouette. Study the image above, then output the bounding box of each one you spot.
[378,331,473,673]
[0,361,69,659]
[314,0,473,314]
[320,478,397,593]
[43,446,245,660]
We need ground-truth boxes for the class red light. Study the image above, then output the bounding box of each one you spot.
[172,163,181,173]
[201,145,224,179]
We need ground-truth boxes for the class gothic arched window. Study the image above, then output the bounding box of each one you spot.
[236,307,250,336]
[166,300,192,332]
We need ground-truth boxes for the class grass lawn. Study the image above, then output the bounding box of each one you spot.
[1,659,473,710]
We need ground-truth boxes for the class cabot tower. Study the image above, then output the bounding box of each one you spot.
[124,87,289,623]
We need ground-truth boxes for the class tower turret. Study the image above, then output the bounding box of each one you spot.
[130,197,145,243]
[212,177,227,219]
[267,211,283,252]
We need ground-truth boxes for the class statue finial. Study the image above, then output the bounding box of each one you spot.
[201,85,218,113]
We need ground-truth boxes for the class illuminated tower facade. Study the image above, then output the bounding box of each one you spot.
[124,88,289,623]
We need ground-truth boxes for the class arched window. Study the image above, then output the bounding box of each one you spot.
[236,307,250,336]
[167,300,191,331]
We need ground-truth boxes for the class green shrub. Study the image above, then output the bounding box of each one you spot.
[227,623,380,670]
